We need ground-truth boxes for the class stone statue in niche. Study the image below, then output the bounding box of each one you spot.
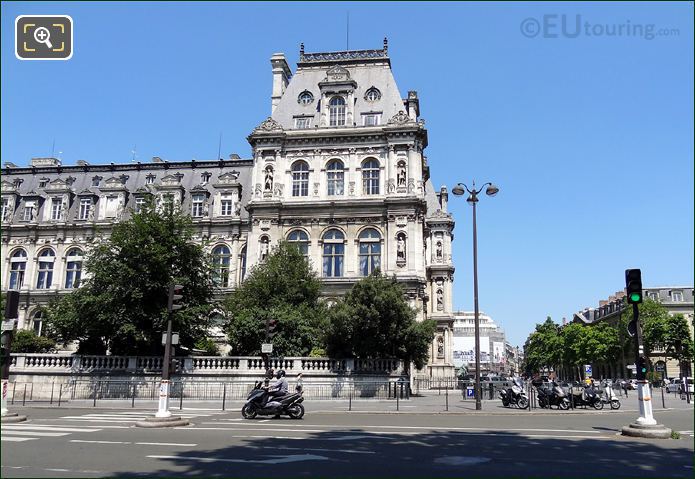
[436,241,443,261]
[259,237,269,261]
[234,202,242,216]
[436,289,444,311]
[264,167,274,192]
[396,233,406,264]
[397,161,406,187]
[437,336,444,358]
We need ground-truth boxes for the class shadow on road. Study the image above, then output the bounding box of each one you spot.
[113,424,693,478]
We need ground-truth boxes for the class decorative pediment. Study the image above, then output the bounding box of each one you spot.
[133,186,153,196]
[325,65,350,82]
[1,180,17,194]
[45,178,73,192]
[387,110,414,125]
[253,117,284,133]
[76,188,99,197]
[23,190,44,198]
[216,171,240,184]
[100,176,127,191]
[159,174,184,187]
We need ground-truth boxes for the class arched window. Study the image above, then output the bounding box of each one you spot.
[362,158,380,195]
[33,310,44,336]
[212,245,231,288]
[287,230,310,258]
[298,91,314,105]
[329,96,346,126]
[291,161,310,197]
[326,160,344,196]
[36,249,55,289]
[364,87,381,102]
[65,248,83,289]
[359,228,381,276]
[9,249,27,289]
[322,229,345,277]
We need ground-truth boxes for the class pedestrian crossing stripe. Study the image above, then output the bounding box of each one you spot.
[1,423,101,443]
[1,437,36,442]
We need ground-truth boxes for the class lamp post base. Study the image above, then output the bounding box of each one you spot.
[621,422,672,439]
[135,416,190,428]
[1,412,27,423]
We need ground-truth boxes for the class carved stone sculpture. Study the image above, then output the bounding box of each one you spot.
[264,167,273,192]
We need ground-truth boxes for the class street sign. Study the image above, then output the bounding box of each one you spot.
[655,363,665,372]
[1,320,16,332]
[466,386,475,398]
[161,332,180,345]
[261,343,273,353]
[584,364,592,376]
[627,364,636,370]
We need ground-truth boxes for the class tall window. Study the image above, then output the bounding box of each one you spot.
[326,160,344,196]
[295,117,312,129]
[65,248,83,289]
[287,230,310,259]
[79,198,92,220]
[322,229,344,277]
[161,194,174,213]
[359,228,381,276]
[191,194,205,218]
[134,197,147,213]
[329,96,346,126]
[292,161,310,197]
[36,249,55,289]
[362,158,380,195]
[22,201,36,221]
[239,245,247,282]
[672,291,683,302]
[212,245,231,287]
[220,195,233,216]
[9,249,27,289]
[33,311,43,336]
[1,197,10,222]
[51,198,63,220]
[362,113,381,126]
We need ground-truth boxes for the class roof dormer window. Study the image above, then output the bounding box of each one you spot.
[298,91,314,105]
[329,96,346,126]
[365,87,381,102]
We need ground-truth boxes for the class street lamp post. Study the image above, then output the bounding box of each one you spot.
[452,181,499,411]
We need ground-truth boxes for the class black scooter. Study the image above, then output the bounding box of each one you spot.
[241,381,305,419]
[537,383,570,410]
[570,384,604,410]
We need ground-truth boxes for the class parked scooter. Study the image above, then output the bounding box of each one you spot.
[499,377,528,408]
[537,382,570,410]
[570,382,604,410]
[241,380,305,419]
[601,381,621,410]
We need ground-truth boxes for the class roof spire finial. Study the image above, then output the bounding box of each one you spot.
[383,37,388,53]
[300,42,304,56]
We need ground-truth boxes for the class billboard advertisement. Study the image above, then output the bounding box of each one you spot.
[452,336,490,367]
[492,341,506,364]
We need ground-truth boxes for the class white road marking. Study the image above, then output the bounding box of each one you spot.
[0,430,70,437]
[177,427,327,433]
[70,439,130,445]
[147,453,330,464]
[275,446,375,454]
[135,442,197,447]
[45,469,71,472]
[1,425,100,433]
[1,437,37,442]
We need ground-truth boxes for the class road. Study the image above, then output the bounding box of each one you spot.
[1,397,693,478]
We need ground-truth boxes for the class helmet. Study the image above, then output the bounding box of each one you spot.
[276,369,286,378]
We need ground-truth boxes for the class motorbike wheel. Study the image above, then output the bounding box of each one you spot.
[538,399,547,409]
[287,403,305,419]
[592,400,604,410]
[610,399,621,410]
[502,398,510,407]
[517,397,529,409]
[241,404,258,419]
[559,399,570,410]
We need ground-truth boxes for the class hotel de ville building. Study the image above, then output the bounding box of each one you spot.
[1,41,458,377]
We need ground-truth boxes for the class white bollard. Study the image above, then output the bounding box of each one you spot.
[635,380,657,426]
[155,380,172,418]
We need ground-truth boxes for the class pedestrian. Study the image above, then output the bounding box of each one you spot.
[622,379,628,398]
[296,373,304,394]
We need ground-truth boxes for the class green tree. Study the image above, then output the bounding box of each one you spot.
[325,272,435,369]
[44,202,215,355]
[223,241,328,356]
[10,330,56,353]
[523,317,562,374]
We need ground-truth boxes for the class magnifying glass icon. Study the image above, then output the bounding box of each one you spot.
[33,27,53,49]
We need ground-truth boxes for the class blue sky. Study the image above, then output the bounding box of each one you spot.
[2,2,693,346]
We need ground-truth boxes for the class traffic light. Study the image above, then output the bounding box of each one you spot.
[636,355,648,380]
[266,318,278,340]
[5,290,20,320]
[167,284,184,313]
[625,269,643,304]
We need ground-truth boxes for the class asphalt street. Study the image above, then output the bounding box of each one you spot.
[1,395,693,478]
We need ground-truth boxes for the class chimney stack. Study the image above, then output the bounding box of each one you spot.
[270,53,291,113]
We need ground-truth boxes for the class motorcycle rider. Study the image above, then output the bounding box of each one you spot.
[262,369,289,410]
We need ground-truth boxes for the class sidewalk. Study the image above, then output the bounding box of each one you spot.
[18,389,695,415]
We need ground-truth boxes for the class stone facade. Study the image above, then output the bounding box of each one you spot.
[1,42,457,377]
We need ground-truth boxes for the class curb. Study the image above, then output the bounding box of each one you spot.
[1,413,28,423]
[135,416,191,428]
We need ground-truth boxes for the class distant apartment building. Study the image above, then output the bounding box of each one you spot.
[452,311,507,375]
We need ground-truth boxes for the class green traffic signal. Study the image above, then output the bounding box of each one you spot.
[630,292,642,303]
